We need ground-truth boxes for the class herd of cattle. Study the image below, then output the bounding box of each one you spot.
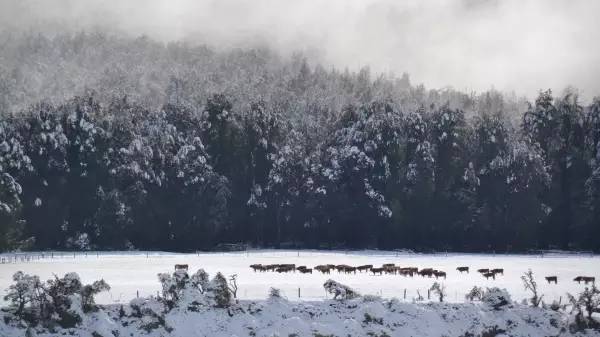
[248,263,596,285]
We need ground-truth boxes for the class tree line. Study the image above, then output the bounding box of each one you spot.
[0,32,599,252]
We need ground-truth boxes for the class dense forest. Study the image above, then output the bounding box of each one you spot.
[0,32,599,252]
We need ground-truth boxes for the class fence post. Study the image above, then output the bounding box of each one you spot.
[428,289,430,300]
[404,289,406,300]
[298,288,301,298]
[137,290,139,298]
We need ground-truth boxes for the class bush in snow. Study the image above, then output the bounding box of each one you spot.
[156,268,235,310]
[157,268,212,310]
[129,297,172,333]
[429,282,446,302]
[43,272,85,328]
[3,271,43,321]
[323,279,360,300]
[227,274,239,299]
[158,269,190,308]
[189,269,209,291]
[521,269,543,307]
[362,294,382,303]
[482,287,512,310]
[268,287,282,299]
[80,279,110,312]
[4,271,110,328]
[567,285,600,329]
[465,286,485,302]
[206,272,233,308]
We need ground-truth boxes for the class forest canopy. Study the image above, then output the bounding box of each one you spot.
[0,32,599,252]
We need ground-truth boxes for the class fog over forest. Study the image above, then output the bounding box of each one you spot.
[1,0,599,99]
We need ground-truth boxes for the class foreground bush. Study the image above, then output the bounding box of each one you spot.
[4,271,110,328]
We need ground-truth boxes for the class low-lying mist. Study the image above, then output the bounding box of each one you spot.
[0,0,599,100]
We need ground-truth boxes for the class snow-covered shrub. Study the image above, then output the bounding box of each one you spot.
[44,272,84,327]
[521,269,543,307]
[482,287,512,310]
[158,269,190,308]
[80,279,110,312]
[129,297,172,333]
[206,272,233,308]
[548,298,566,312]
[157,268,232,310]
[268,287,282,299]
[130,297,164,318]
[323,279,360,300]
[362,294,382,303]
[465,286,484,302]
[227,274,238,299]
[189,268,209,291]
[3,271,42,320]
[430,282,446,302]
[567,285,600,328]
[4,271,110,328]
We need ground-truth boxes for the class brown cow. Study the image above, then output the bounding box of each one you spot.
[299,268,313,274]
[265,264,279,271]
[419,268,434,278]
[371,267,384,275]
[315,265,331,274]
[483,272,496,280]
[434,271,447,279]
[283,263,296,268]
[399,268,415,277]
[477,268,489,274]
[250,264,263,272]
[357,264,373,272]
[344,266,357,274]
[456,266,469,273]
[276,265,294,273]
[545,276,558,284]
[336,264,351,272]
[491,268,504,276]
[575,276,596,284]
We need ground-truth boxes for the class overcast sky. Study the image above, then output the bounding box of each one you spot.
[1,0,599,100]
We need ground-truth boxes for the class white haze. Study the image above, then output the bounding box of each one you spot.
[1,0,599,100]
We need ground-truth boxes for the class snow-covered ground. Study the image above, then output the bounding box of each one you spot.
[1,250,598,305]
[1,294,599,337]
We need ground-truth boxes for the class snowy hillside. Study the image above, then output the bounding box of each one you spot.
[1,289,598,337]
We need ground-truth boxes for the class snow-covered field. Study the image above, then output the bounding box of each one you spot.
[1,250,598,305]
